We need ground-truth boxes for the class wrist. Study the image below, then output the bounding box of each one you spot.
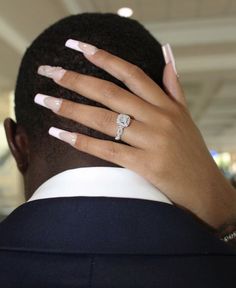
[194,176,236,229]
[214,184,236,229]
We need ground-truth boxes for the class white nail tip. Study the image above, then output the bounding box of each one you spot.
[37,65,66,81]
[162,43,178,76]
[49,127,63,139]
[34,94,62,112]
[34,93,47,107]
[162,43,171,64]
[49,127,77,146]
[65,39,83,52]
[65,39,97,55]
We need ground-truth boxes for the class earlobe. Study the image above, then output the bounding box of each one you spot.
[4,118,29,174]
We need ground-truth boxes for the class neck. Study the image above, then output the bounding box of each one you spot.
[23,153,120,200]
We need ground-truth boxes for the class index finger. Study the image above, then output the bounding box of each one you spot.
[65,39,171,108]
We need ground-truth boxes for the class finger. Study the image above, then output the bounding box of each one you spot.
[162,44,187,107]
[34,93,149,148]
[37,66,158,123]
[64,39,171,107]
[48,126,141,170]
[163,63,187,107]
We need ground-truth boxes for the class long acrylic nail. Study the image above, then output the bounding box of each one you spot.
[162,43,178,76]
[34,94,62,112]
[49,127,77,146]
[37,65,66,82]
[65,39,98,55]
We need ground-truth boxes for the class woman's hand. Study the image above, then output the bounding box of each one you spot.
[35,40,236,229]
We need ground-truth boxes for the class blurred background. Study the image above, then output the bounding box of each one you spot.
[0,0,236,221]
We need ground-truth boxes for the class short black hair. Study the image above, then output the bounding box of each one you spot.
[15,13,165,156]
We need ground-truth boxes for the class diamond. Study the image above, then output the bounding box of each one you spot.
[116,114,131,128]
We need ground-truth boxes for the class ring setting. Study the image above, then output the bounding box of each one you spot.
[115,114,131,141]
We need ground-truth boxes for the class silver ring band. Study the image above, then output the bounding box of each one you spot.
[115,114,131,141]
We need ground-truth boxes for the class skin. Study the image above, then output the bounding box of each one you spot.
[4,46,236,231]
[3,118,119,200]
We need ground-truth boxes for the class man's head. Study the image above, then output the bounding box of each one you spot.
[4,13,165,199]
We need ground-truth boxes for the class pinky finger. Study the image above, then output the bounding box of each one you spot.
[48,127,139,169]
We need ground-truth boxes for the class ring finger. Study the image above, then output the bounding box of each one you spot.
[34,93,150,148]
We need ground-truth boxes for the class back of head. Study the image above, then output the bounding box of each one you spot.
[15,13,165,169]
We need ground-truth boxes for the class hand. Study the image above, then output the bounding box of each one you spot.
[36,40,236,228]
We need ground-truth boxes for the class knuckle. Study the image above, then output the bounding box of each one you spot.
[76,135,90,152]
[151,131,161,145]
[103,142,118,160]
[125,64,143,81]
[99,51,111,64]
[100,111,115,129]
[161,113,176,130]
[64,71,81,87]
[102,82,118,100]
[59,99,70,114]
[59,100,76,119]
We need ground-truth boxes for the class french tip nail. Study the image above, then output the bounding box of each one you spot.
[161,43,171,63]
[48,127,62,138]
[65,39,71,46]
[37,65,45,75]
[49,127,77,146]
[34,93,46,106]
[37,65,66,82]
[162,43,178,76]
[65,39,82,52]
[65,39,98,55]
[34,94,62,112]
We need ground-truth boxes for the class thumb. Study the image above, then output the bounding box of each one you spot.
[162,44,187,107]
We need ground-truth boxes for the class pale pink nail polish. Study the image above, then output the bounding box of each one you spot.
[37,65,66,82]
[65,39,98,55]
[49,127,77,146]
[162,43,178,76]
[34,94,62,112]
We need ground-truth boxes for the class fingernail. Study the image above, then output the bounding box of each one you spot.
[49,127,77,146]
[65,39,98,55]
[162,43,178,76]
[34,94,62,112]
[37,65,66,82]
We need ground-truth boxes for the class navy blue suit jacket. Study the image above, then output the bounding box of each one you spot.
[0,197,235,287]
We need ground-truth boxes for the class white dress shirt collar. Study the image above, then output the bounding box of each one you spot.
[28,167,172,205]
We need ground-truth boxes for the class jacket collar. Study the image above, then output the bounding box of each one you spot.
[0,197,233,255]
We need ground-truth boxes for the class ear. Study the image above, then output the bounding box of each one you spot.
[4,118,30,174]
